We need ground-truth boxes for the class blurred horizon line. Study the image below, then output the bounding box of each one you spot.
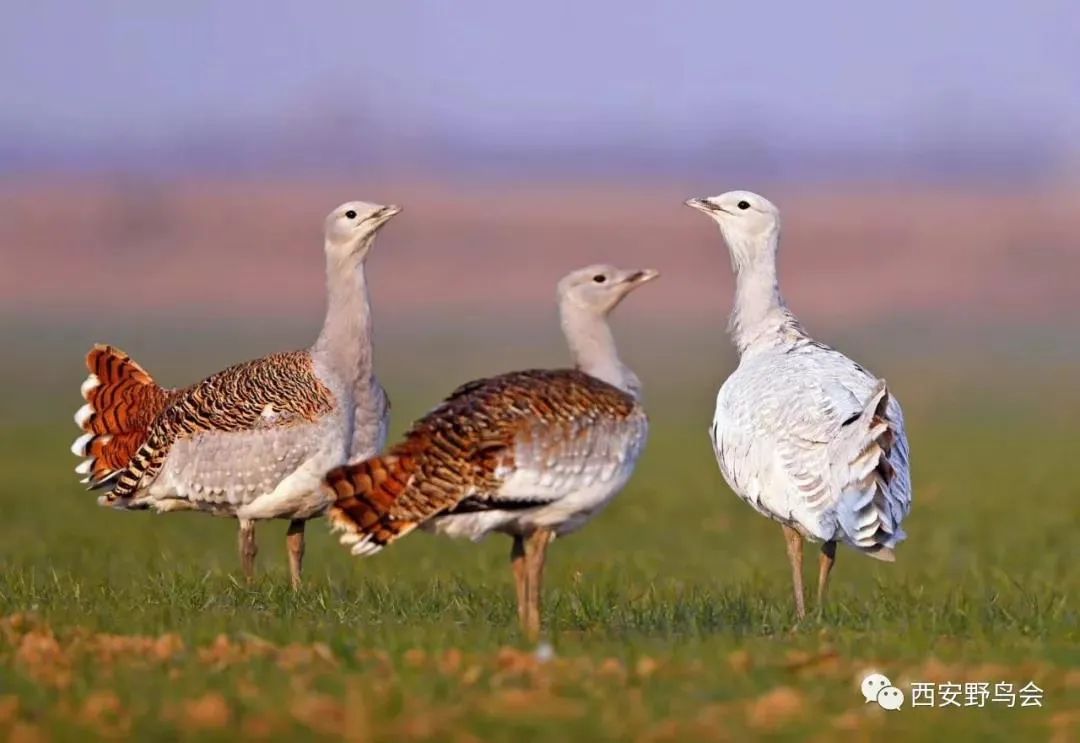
[3,116,1079,184]
[3,179,1077,335]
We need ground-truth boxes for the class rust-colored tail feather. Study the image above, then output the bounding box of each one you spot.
[325,453,421,556]
[71,345,171,488]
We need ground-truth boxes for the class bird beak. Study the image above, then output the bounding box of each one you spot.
[625,268,660,286]
[348,205,402,257]
[370,204,402,226]
[684,197,723,215]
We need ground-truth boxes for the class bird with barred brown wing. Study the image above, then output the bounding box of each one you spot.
[71,201,398,588]
[323,265,657,639]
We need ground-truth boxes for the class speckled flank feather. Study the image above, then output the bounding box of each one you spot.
[104,351,334,504]
[326,369,645,555]
[71,345,173,488]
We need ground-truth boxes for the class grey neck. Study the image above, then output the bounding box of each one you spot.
[727,231,806,356]
[311,247,375,384]
[560,299,641,399]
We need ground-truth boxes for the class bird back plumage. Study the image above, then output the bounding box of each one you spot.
[325,369,643,555]
[87,350,335,506]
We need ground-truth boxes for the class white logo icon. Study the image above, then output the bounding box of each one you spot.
[861,672,904,710]
[877,685,905,710]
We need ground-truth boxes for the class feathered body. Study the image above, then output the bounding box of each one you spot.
[687,189,912,617]
[71,201,398,585]
[712,335,910,556]
[78,350,378,521]
[327,369,647,553]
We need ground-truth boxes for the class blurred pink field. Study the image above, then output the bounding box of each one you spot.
[2,178,1076,329]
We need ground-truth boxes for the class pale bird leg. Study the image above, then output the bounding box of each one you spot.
[287,519,305,590]
[239,519,257,583]
[782,524,806,620]
[817,540,837,612]
[510,535,528,629]
[523,528,554,641]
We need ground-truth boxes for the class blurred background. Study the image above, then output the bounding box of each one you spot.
[2,1,1078,434]
[2,7,1080,738]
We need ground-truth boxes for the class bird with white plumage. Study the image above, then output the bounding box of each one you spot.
[685,190,912,619]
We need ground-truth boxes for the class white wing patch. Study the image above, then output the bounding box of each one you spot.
[429,409,649,540]
[495,413,646,505]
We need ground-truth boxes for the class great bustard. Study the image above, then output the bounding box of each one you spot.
[323,265,657,639]
[71,201,398,588]
[685,191,912,619]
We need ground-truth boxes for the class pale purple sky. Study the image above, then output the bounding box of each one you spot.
[3,1,1078,171]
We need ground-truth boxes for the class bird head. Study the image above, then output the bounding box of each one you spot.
[324,201,401,262]
[685,190,780,269]
[557,264,660,316]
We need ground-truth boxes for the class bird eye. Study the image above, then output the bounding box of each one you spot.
[345,210,357,219]
[737,200,750,210]
[593,275,606,283]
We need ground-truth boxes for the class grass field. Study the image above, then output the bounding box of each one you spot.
[1,325,1079,741]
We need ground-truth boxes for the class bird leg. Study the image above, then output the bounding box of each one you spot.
[510,535,528,629]
[239,519,257,583]
[286,519,305,590]
[781,524,806,620]
[817,540,837,611]
[523,528,554,641]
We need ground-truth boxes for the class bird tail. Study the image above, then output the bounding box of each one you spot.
[71,345,171,489]
[324,451,422,556]
[836,381,906,557]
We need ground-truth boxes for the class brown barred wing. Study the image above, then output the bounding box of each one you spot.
[324,369,639,555]
[103,351,334,504]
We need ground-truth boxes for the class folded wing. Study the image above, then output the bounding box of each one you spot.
[325,369,644,555]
